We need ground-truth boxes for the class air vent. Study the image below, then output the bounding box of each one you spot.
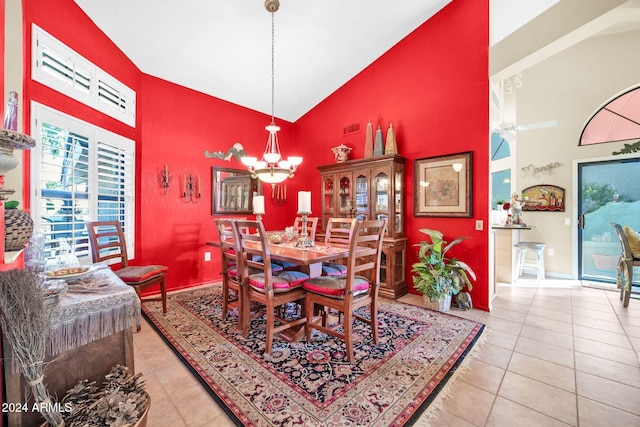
[343,121,361,136]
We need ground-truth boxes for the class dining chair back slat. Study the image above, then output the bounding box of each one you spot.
[232,219,308,354]
[214,218,246,334]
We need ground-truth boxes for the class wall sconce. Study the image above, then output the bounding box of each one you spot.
[452,163,463,172]
[183,173,201,203]
[158,164,172,194]
[271,184,287,205]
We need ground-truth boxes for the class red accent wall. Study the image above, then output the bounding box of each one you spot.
[139,75,299,290]
[295,0,490,309]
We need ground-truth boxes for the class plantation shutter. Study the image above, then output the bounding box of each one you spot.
[32,103,135,262]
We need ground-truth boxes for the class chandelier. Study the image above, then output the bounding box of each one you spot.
[241,0,302,184]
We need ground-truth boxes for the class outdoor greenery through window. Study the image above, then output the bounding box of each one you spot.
[31,103,135,262]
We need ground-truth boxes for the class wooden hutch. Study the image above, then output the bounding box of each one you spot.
[318,155,407,299]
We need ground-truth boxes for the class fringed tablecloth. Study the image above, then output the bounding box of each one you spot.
[47,262,141,357]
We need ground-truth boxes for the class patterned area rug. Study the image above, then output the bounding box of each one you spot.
[142,285,485,426]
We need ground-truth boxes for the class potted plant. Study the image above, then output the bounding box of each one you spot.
[411,228,476,312]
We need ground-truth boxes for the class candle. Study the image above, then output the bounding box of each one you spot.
[164,164,168,176]
[253,195,265,215]
[298,191,311,213]
[284,185,286,200]
[197,174,201,195]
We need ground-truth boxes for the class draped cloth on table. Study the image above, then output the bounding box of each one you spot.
[10,263,141,372]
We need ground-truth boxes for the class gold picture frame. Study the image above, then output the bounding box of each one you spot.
[414,151,472,217]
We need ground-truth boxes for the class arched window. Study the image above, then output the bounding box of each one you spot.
[580,85,640,146]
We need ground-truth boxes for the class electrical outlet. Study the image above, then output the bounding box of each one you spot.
[548,248,554,256]
[564,217,571,225]
[475,220,483,231]
[204,252,211,262]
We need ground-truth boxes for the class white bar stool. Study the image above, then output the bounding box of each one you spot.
[514,241,546,281]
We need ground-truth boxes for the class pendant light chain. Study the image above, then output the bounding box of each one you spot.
[271,10,276,124]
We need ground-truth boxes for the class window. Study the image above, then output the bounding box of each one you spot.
[31,103,135,262]
[32,25,136,127]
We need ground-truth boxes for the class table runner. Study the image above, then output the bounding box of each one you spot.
[47,263,141,357]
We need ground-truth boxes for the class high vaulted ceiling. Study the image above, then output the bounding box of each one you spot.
[73,0,564,122]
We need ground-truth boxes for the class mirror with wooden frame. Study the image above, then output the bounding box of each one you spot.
[212,167,261,214]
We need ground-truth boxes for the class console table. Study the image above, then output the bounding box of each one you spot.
[2,263,140,427]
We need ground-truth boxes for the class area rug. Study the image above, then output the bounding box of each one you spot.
[141,285,485,426]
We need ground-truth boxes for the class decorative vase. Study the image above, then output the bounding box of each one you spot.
[331,144,352,163]
[0,128,36,174]
[423,294,452,312]
[4,208,34,251]
[384,122,397,155]
[373,125,384,156]
[364,121,373,158]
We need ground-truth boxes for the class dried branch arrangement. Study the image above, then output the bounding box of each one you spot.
[60,365,148,427]
[0,269,64,426]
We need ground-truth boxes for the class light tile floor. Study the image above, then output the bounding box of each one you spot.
[133,280,640,426]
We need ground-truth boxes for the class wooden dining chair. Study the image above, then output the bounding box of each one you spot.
[232,219,309,354]
[215,218,248,334]
[321,217,357,276]
[611,222,640,307]
[86,221,168,318]
[303,219,386,362]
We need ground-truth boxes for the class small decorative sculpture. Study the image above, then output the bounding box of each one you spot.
[385,122,397,155]
[509,192,525,225]
[3,91,18,131]
[364,120,374,158]
[331,144,352,163]
[373,125,384,156]
[204,142,247,161]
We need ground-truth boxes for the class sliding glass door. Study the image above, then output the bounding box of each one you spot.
[578,158,640,284]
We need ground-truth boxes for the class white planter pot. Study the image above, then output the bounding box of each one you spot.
[423,293,452,312]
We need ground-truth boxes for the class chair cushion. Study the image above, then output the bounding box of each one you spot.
[272,260,300,270]
[116,265,168,284]
[248,274,303,293]
[321,262,348,276]
[623,225,640,258]
[303,275,370,299]
[276,270,310,286]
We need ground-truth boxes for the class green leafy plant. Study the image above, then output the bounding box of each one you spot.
[411,228,476,301]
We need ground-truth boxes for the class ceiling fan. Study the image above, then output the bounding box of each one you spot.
[490,77,557,141]
[491,119,558,138]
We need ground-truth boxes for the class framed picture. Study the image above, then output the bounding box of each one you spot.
[414,151,472,217]
[522,184,565,211]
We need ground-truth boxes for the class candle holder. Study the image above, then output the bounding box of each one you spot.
[158,165,172,195]
[295,211,314,248]
[183,173,201,203]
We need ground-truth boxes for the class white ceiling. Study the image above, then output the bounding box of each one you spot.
[74,0,456,122]
[72,0,569,122]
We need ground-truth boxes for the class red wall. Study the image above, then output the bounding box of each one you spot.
[139,75,300,290]
[295,0,490,309]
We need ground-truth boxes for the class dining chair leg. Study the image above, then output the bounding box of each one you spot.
[343,310,354,362]
[161,278,167,314]
[221,282,229,319]
[265,302,276,354]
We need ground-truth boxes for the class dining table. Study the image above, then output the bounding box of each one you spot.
[206,238,350,278]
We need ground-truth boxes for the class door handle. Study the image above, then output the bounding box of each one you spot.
[578,214,585,230]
